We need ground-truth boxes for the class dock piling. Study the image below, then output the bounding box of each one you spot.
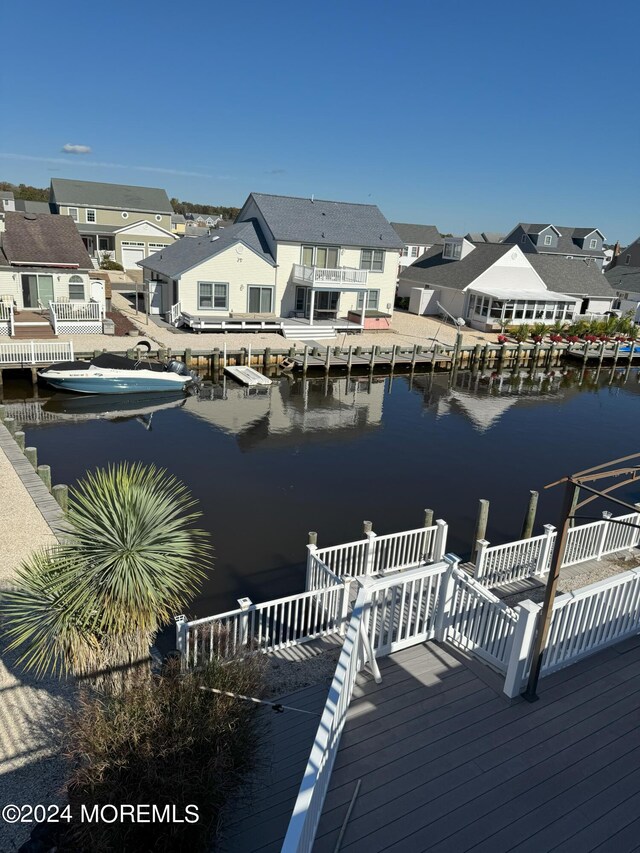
[25,447,37,469]
[472,499,490,561]
[37,464,52,491]
[4,416,16,436]
[521,490,539,539]
[14,430,25,452]
[423,508,434,528]
[52,484,69,513]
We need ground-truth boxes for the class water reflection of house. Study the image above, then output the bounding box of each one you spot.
[182,377,385,448]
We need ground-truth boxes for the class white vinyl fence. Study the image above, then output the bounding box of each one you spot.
[0,340,74,365]
[313,521,448,580]
[475,512,640,588]
[176,584,349,665]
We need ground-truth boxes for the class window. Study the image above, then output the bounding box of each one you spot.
[295,286,308,313]
[68,207,79,222]
[589,238,597,249]
[360,249,384,271]
[121,211,129,219]
[148,243,167,254]
[214,282,229,309]
[302,245,340,268]
[248,286,273,313]
[155,214,162,222]
[198,282,213,309]
[521,235,527,244]
[402,247,409,257]
[357,289,380,310]
[443,241,462,260]
[544,234,553,246]
[625,255,630,265]
[411,246,419,257]
[86,209,96,223]
[68,275,85,300]
[197,282,229,310]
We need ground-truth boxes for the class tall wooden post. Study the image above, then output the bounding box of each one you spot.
[472,499,490,561]
[521,490,539,539]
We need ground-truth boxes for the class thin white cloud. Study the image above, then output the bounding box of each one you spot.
[0,152,216,180]
[62,143,92,154]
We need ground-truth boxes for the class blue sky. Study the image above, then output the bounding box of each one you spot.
[2,0,638,243]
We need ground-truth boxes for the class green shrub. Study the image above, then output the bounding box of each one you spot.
[60,656,264,852]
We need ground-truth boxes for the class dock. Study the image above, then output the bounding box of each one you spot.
[223,365,273,386]
[290,344,453,373]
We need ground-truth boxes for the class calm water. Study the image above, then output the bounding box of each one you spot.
[3,365,640,618]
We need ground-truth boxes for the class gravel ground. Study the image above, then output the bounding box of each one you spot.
[0,444,73,852]
[262,643,342,700]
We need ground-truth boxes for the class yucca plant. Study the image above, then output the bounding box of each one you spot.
[1,463,211,686]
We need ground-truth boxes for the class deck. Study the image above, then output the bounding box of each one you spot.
[220,635,640,852]
[314,638,640,853]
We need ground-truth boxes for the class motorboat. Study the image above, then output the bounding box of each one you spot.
[38,342,195,395]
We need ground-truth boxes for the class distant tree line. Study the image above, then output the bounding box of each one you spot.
[0,181,49,201]
[170,198,240,220]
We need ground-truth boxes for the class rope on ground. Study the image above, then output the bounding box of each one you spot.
[334,779,362,852]
[198,686,321,716]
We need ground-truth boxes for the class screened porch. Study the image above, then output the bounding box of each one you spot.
[466,287,578,331]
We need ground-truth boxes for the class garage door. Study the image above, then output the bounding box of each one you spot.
[121,242,145,270]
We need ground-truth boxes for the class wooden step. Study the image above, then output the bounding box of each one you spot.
[11,328,57,340]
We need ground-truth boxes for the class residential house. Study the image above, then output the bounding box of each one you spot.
[0,192,53,215]
[605,263,640,322]
[397,237,579,331]
[391,222,441,268]
[185,212,224,228]
[140,192,403,338]
[527,255,615,315]
[49,178,176,271]
[609,235,640,270]
[502,223,607,269]
[171,213,186,236]
[0,191,15,212]
[0,212,96,335]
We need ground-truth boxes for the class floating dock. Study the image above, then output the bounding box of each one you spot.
[224,365,273,386]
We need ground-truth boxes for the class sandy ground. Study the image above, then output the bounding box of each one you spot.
[9,293,500,356]
[0,442,72,851]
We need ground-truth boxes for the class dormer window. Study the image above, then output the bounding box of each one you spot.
[626,255,631,265]
[521,235,527,244]
[589,238,597,249]
[443,241,462,260]
[544,235,553,246]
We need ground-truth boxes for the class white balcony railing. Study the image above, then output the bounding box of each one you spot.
[50,301,102,322]
[292,264,368,286]
[0,302,14,336]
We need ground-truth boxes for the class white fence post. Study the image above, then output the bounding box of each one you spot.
[536,524,556,576]
[474,539,489,580]
[433,519,448,561]
[306,544,318,591]
[503,600,540,698]
[175,614,187,669]
[237,598,252,647]
[364,529,377,575]
[595,513,611,560]
[633,506,640,549]
[30,340,35,364]
[435,556,459,642]
[339,580,351,637]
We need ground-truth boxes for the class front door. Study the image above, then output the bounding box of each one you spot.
[21,274,54,309]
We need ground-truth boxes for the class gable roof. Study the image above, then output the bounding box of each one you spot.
[0,212,93,268]
[50,178,173,214]
[138,219,275,278]
[504,223,606,258]
[465,231,505,244]
[14,199,54,214]
[390,222,441,246]
[398,242,512,290]
[0,191,14,200]
[528,255,615,298]
[605,265,640,295]
[241,193,404,250]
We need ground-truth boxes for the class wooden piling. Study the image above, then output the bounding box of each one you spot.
[411,344,418,370]
[288,346,296,358]
[302,346,309,372]
[25,447,37,469]
[347,346,353,370]
[52,484,69,513]
[308,531,318,546]
[613,339,621,367]
[30,367,38,386]
[597,340,606,368]
[212,348,220,372]
[363,520,373,534]
[473,343,482,370]
[423,508,434,528]
[355,346,362,357]
[521,490,539,539]
[325,346,331,373]
[0,404,6,421]
[14,430,25,452]
[369,347,376,371]
[4,416,16,436]
[264,347,271,369]
[184,348,192,368]
[472,499,490,561]
[37,464,52,491]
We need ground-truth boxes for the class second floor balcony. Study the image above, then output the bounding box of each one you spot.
[292,263,368,287]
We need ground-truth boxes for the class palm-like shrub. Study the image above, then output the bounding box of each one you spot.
[1,463,211,683]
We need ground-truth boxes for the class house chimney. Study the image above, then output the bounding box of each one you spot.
[311,194,314,203]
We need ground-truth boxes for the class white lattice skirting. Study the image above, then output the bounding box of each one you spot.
[55,322,103,335]
[0,323,10,337]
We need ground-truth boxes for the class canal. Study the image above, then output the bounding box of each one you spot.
[3,365,640,618]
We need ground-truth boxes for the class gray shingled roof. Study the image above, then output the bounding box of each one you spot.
[171,214,186,224]
[0,191,14,200]
[505,223,605,258]
[398,243,512,290]
[465,231,505,244]
[390,222,441,246]
[528,255,615,298]
[605,265,640,295]
[14,199,53,214]
[0,212,93,268]
[139,219,275,278]
[50,178,173,214]
[242,193,404,250]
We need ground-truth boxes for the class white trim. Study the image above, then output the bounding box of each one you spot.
[247,284,275,313]
[85,208,96,223]
[121,211,129,219]
[114,219,176,239]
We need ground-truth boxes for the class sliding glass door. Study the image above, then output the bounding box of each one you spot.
[21,274,54,309]
[248,286,273,313]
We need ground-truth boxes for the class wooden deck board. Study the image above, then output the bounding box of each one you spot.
[313,638,640,853]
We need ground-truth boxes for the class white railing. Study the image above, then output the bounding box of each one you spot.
[305,549,342,591]
[50,301,102,322]
[0,340,74,365]
[314,522,447,580]
[292,264,369,286]
[475,512,640,588]
[444,568,518,671]
[541,567,640,675]
[0,303,14,336]
[177,584,348,665]
[282,588,372,853]
[169,302,182,325]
